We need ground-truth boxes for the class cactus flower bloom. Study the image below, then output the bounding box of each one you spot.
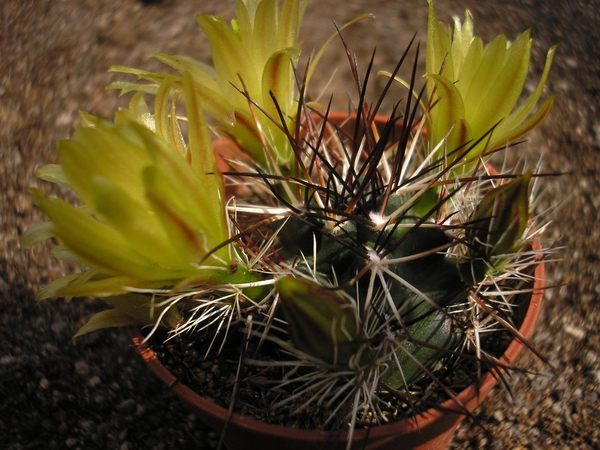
[110,0,307,170]
[22,85,238,333]
[426,0,556,165]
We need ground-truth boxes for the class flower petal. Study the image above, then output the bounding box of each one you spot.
[72,309,138,342]
[469,31,532,134]
[31,189,164,279]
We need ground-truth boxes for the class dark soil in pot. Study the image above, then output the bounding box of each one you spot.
[129,253,544,450]
[141,316,515,432]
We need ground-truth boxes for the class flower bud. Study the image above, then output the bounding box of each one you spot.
[460,172,532,285]
[275,276,360,368]
[470,172,531,256]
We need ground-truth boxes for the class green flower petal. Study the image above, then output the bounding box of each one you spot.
[468,32,532,134]
[72,309,138,342]
[21,221,55,248]
[31,189,162,279]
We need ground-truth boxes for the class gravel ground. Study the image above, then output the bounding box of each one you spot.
[2,0,599,449]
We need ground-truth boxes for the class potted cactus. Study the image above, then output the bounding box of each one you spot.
[23,0,556,449]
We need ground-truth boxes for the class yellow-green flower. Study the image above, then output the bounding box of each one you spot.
[110,0,307,171]
[22,81,237,333]
[425,0,556,166]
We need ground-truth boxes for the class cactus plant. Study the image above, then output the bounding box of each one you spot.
[23,0,555,446]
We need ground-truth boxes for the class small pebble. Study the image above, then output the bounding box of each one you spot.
[563,323,586,340]
[136,404,145,416]
[1,355,15,365]
[50,321,68,335]
[74,360,90,376]
[116,398,137,413]
[88,375,102,387]
[585,350,599,365]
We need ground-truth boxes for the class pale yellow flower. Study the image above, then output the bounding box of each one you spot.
[426,0,556,166]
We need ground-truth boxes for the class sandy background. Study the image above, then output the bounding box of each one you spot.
[2,0,599,448]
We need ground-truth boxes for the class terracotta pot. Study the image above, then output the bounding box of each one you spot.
[129,255,543,450]
[129,113,546,449]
